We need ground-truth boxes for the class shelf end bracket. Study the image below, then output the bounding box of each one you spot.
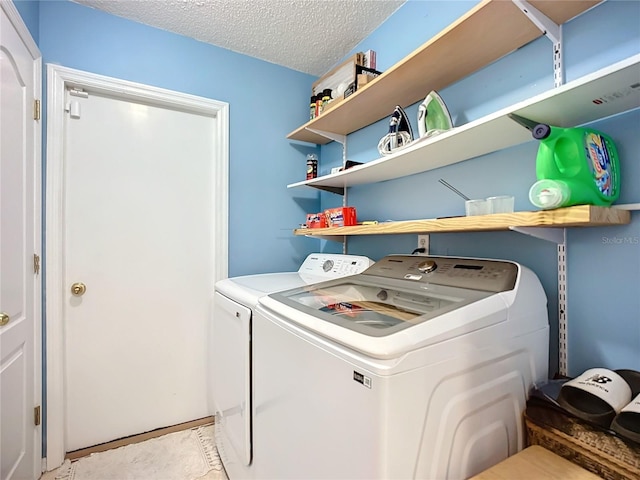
[306,127,346,146]
[304,234,345,243]
[310,185,344,195]
[509,226,566,244]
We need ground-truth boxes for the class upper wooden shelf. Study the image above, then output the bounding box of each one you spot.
[287,0,601,145]
[293,206,630,237]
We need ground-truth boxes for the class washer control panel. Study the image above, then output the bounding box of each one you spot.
[298,254,374,278]
[362,255,518,292]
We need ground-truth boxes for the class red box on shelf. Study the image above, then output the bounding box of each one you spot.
[324,207,357,227]
[306,213,327,229]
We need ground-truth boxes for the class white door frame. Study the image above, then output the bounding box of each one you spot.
[45,64,229,470]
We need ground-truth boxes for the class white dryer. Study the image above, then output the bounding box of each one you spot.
[211,253,374,479]
[253,255,549,480]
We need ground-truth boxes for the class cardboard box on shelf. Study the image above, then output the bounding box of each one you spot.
[344,65,383,99]
[344,82,357,99]
[310,52,381,114]
[312,52,365,99]
[356,64,382,87]
[324,207,357,227]
[306,213,327,229]
[364,49,376,69]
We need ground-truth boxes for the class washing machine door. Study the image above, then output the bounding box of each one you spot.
[212,292,252,466]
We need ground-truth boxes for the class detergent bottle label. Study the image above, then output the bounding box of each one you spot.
[585,132,614,197]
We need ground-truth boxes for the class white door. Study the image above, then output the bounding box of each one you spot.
[60,85,220,452]
[0,2,42,480]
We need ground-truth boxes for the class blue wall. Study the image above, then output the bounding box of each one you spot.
[317,0,640,377]
[14,0,640,376]
[14,0,38,42]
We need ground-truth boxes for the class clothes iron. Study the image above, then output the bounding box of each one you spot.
[377,105,414,156]
[417,90,453,138]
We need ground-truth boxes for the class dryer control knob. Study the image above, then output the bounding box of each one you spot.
[417,260,437,273]
[322,259,334,272]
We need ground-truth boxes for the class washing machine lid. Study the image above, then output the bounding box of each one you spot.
[269,277,492,338]
[215,254,374,307]
[266,255,519,339]
[215,272,323,307]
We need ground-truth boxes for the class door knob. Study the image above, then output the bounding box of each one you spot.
[0,312,9,326]
[71,282,87,296]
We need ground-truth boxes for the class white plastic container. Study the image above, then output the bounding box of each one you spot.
[465,199,491,216]
[529,179,572,210]
[487,195,515,213]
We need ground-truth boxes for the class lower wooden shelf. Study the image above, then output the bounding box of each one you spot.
[293,205,630,237]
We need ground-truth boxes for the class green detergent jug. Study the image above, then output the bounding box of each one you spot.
[527,123,620,210]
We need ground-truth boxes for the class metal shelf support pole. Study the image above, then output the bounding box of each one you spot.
[305,128,349,253]
[558,237,568,376]
[511,0,572,370]
[513,0,564,87]
[510,226,569,376]
[513,0,568,370]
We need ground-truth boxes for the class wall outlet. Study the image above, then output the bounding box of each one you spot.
[417,234,429,254]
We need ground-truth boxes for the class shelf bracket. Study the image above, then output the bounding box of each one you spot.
[305,128,346,146]
[512,0,564,87]
[509,226,565,244]
[303,234,345,243]
[306,127,349,197]
[510,225,568,376]
[313,185,345,195]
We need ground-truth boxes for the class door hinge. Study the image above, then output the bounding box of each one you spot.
[34,406,41,426]
[34,99,41,121]
[34,254,40,275]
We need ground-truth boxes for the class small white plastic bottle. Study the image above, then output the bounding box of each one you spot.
[529,179,572,210]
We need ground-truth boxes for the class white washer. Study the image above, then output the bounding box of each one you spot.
[211,253,374,480]
[253,255,549,479]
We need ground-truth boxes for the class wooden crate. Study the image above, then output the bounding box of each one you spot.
[525,404,640,480]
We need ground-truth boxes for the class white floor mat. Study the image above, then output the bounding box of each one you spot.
[54,425,226,480]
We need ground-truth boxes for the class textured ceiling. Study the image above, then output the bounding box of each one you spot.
[71,0,406,76]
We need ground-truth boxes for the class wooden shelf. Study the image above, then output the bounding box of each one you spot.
[293,206,630,237]
[287,0,601,145]
[288,54,640,193]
